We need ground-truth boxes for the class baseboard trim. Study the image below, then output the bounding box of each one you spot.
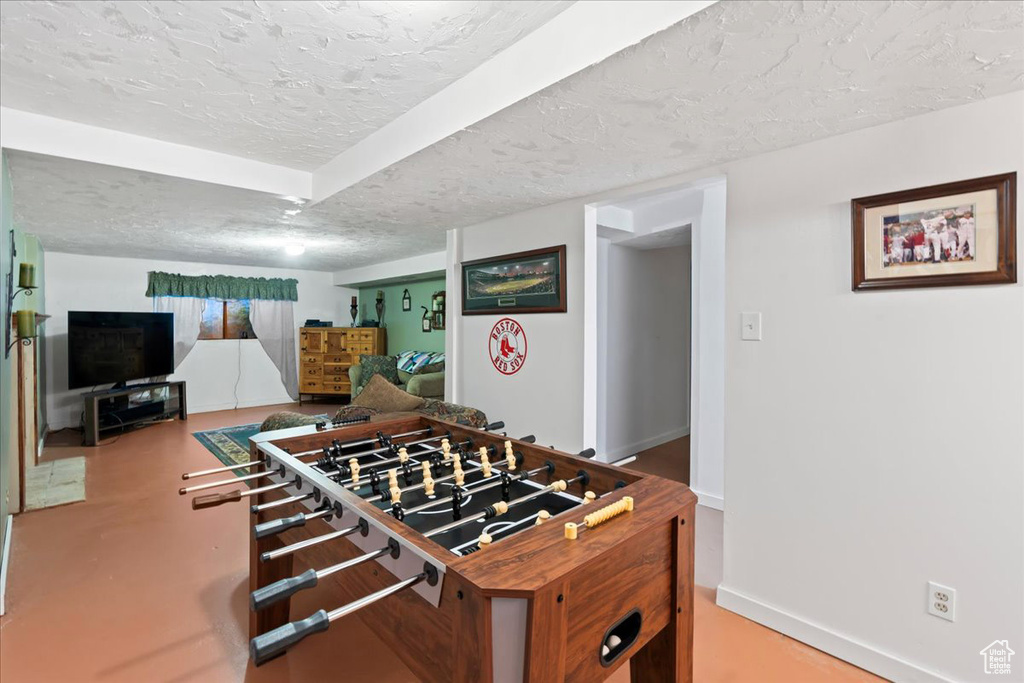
[188,398,299,414]
[0,514,12,617]
[690,487,724,511]
[716,584,955,683]
[601,426,689,462]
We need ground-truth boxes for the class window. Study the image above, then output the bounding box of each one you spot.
[198,298,256,340]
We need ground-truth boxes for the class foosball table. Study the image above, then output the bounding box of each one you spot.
[180,414,696,682]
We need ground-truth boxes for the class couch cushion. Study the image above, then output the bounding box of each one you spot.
[418,398,487,428]
[352,374,425,412]
[413,361,445,376]
[358,355,399,389]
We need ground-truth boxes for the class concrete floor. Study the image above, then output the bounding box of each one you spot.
[1,404,883,682]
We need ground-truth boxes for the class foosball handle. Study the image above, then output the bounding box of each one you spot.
[254,513,305,539]
[578,448,597,459]
[484,421,505,431]
[519,434,537,443]
[250,568,318,611]
[250,609,330,666]
[192,490,242,510]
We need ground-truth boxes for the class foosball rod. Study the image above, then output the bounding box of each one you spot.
[250,491,314,514]
[250,540,399,611]
[336,438,474,489]
[250,571,430,666]
[179,470,270,495]
[191,480,292,510]
[181,428,440,481]
[259,523,362,563]
[396,462,551,517]
[293,430,441,459]
[423,475,582,539]
[252,504,335,540]
[343,434,535,492]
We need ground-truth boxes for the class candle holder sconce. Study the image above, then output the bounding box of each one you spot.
[5,229,40,358]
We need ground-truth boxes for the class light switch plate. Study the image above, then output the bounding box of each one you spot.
[741,312,762,341]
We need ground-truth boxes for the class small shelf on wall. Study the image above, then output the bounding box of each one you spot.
[430,290,446,331]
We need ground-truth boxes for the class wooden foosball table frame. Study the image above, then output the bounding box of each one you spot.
[194,414,696,682]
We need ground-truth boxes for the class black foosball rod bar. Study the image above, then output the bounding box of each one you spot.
[250,567,435,666]
[422,474,585,540]
[382,438,576,514]
[250,539,401,611]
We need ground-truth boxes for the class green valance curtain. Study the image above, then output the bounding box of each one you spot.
[145,271,298,301]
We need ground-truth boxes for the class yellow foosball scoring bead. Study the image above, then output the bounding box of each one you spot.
[398,447,409,463]
[479,447,492,477]
[582,491,596,504]
[503,441,516,471]
[349,458,361,485]
[478,532,492,547]
[423,476,435,496]
[534,510,551,526]
[564,522,578,540]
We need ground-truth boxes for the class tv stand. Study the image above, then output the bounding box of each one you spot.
[83,381,187,446]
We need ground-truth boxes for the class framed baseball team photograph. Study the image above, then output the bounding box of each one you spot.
[461,245,567,314]
[851,172,1016,291]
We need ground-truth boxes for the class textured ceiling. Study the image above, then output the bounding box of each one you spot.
[0,0,571,169]
[6,1,1024,271]
[6,150,406,271]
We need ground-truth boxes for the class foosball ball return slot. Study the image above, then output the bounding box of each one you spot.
[180,414,696,682]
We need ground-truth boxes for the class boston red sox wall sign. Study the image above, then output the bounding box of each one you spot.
[489,317,527,375]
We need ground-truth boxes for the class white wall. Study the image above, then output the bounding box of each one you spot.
[448,200,587,450]
[43,252,354,428]
[716,92,1023,683]
[597,243,690,459]
[448,91,1023,682]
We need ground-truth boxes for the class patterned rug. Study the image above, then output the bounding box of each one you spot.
[193,416,327,474]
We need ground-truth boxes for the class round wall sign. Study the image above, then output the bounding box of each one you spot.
[489,317,528,375]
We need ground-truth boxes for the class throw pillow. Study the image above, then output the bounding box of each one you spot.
[413,361,445,376]
[396,351,435,374]
[351,374,425,413]
[358,355,399,389]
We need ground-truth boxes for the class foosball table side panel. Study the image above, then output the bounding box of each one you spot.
[248,490,458,682]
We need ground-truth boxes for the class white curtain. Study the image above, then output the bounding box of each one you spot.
[152,296,206,369]
[250,299,298,400]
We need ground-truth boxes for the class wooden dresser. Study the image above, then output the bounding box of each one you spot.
[298,327,387,402]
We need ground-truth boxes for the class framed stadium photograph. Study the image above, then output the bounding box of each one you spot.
[852,172,1016,291]
[461,245,567,314]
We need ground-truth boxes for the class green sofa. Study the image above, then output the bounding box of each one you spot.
[349,364,444,400]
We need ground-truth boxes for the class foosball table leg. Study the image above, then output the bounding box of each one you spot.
[629,503,695,683]
[524,580,570,683]
[249,502,296,639]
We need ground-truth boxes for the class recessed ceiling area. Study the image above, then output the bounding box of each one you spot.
[0,0,571,169]
[3,0,1022,272]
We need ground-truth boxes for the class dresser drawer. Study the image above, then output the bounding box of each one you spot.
[355,330,375,341]
[323,364,348,377]
[300,380,323,392]
[321,381,351,394]
[300,353,322,365]
[353,343,374,354]
[302,366,323,378]
[324,353,349,364]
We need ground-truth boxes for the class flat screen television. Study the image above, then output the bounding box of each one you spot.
[67,311,174,389]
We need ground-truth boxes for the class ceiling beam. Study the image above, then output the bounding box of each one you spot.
[0,108,312,199]
[311,0,717,203]
[332,251,447,289]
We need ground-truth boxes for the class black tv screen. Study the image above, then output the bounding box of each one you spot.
[67,311,174,389]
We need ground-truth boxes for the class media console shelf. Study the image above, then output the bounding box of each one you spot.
[83,381,187,446]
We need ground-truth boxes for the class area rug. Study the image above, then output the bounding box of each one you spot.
[25,457,86,511]
[193,416,328,473]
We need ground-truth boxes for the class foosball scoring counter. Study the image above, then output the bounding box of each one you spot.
[180,414,697,682]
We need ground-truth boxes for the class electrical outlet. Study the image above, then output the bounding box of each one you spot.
[928,582,956,622]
